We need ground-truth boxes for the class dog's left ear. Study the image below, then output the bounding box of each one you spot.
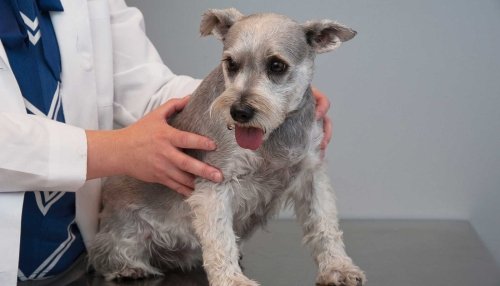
[302,20,356,53]
[200,8,244,40]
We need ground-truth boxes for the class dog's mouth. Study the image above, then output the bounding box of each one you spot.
[234,125,264,151]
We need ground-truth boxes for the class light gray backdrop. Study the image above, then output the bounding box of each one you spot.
[125,0,500,268]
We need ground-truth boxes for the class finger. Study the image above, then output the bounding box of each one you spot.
[156,96,191,119]
[311,87,330,120]
[160,178,193,197]
[321,116,333,150]
[166,167,196,189]
[169,128,217,151]
[172,151,223,183]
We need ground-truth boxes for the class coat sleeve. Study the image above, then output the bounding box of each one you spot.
[0,113,87,285]
[108,0,202,128]
[0,112,87,192]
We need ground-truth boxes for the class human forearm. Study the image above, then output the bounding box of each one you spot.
[85,129,127,180]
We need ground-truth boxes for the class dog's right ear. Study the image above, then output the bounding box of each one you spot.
[200,8,244,40]
[302,20,357,53]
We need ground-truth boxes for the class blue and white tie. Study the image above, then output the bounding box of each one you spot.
[0,0,86,280]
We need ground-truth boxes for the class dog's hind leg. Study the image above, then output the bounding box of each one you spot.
[187,183,259,286]
[88,212,163,280]
[292,165,366,286]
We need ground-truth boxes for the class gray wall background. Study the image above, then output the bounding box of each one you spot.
[125,0,500,267]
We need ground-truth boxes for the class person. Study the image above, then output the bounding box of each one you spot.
[0,0,332,284]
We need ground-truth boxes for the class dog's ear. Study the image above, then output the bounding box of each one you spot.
[302,20,356,53]
[200,8,244,40]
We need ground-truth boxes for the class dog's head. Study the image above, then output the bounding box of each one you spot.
[202,8,356,150]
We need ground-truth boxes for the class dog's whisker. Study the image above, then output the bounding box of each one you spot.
[208,100,217,119]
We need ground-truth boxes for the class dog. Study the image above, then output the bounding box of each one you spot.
[88,8,365,286]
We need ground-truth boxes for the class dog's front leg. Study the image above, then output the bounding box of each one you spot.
[187,182,259,286]
[293,166,366,286]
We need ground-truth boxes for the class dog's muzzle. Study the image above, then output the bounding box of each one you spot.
[228,103,264,151]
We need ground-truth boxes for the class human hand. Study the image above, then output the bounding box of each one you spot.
[311,87,333,151]
[122,96,223,195]
[88,97,223,196]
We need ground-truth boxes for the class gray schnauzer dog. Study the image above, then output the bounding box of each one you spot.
[89,8,365,286]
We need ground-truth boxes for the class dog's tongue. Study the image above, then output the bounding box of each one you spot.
[235,126,264,150]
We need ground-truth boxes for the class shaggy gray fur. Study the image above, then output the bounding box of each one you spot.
[88,8,364,286]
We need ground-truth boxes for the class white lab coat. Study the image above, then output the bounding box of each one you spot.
[0,0,200,284]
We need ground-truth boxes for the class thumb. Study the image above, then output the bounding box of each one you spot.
[156,96,191,119]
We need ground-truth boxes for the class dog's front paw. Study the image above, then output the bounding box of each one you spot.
[316,262,365,286]
[210,273,260,286]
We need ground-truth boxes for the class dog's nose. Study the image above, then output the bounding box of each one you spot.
[230,104,255,123]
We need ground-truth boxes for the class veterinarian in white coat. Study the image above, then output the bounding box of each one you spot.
[0,0,212,283]
[0,0,332,284]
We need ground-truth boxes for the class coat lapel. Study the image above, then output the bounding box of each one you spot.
[0,42,26,113]
[50,0,99,129]
[50,0,103,248]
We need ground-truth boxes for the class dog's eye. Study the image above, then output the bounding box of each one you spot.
[224,57,239,74]
[267,58,288,75]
